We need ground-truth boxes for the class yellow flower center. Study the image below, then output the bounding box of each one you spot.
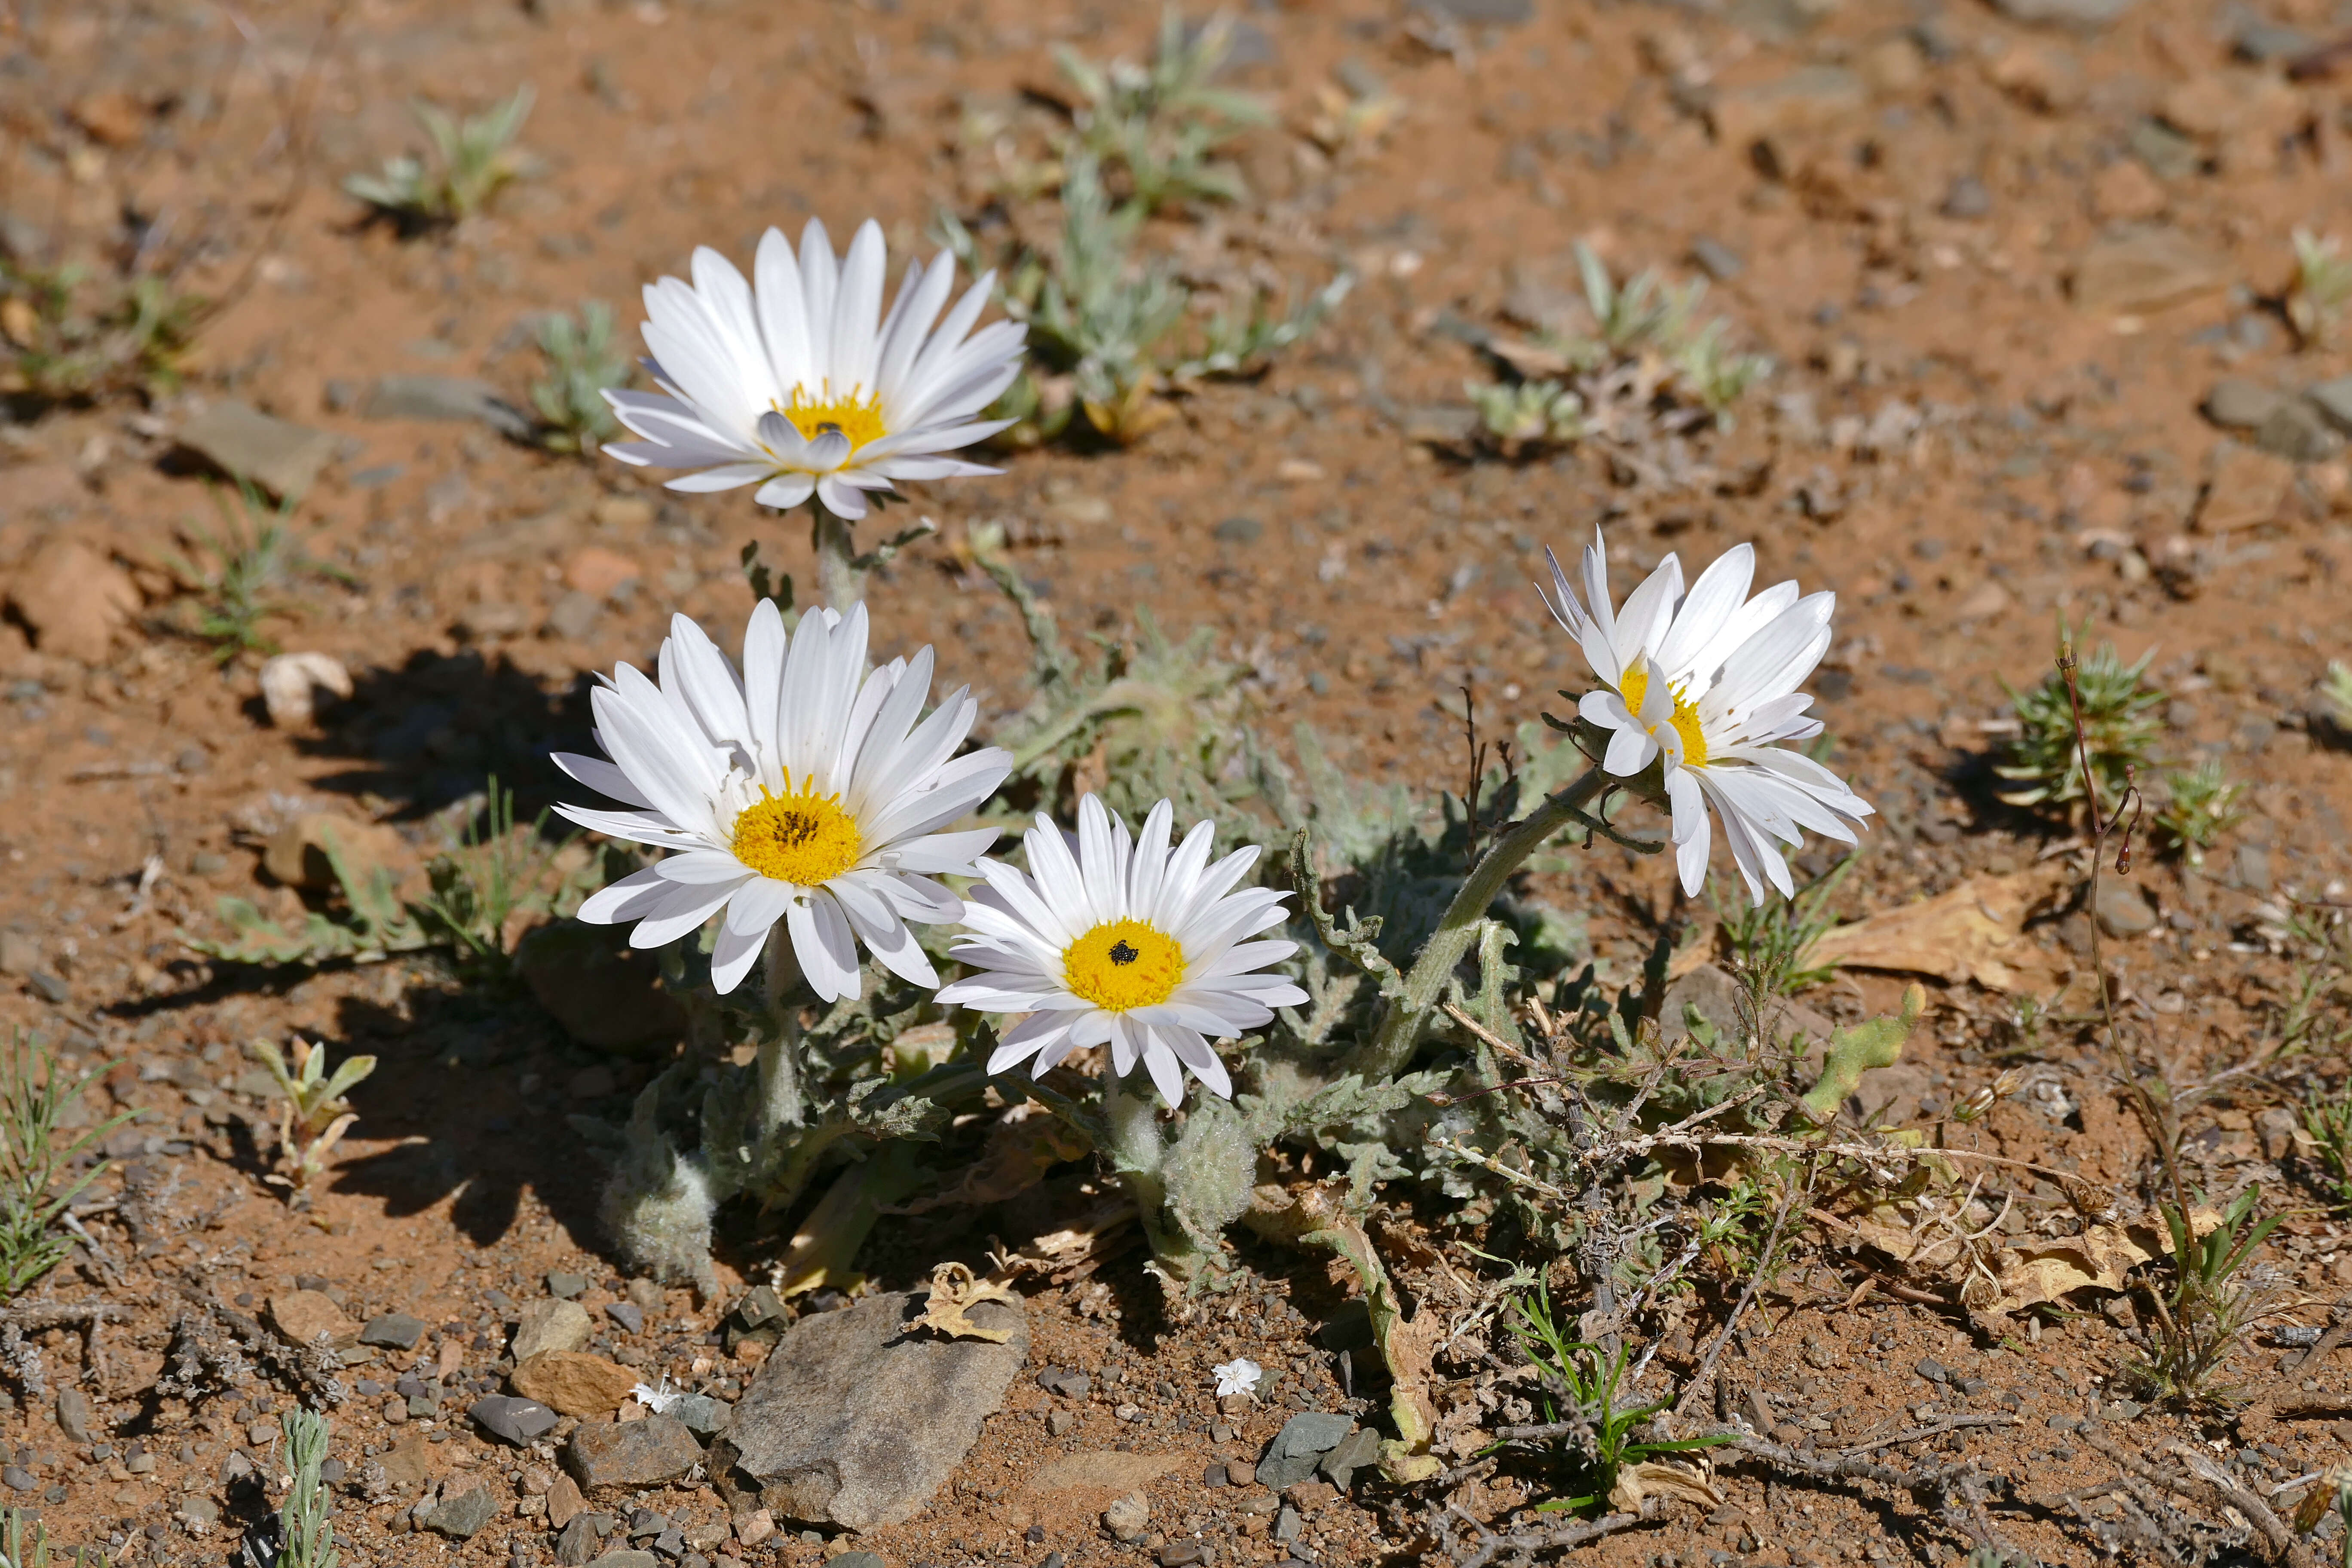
[1617,663,1710,767]
[1063,919,1185,1013]
[776,382,888,452]
[731,778,863,886]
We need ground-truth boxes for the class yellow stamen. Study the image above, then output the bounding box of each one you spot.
[1063,919,1185,1013]
[731,777,862,886]
[1618,663,1709,766]
[775,382,888,451]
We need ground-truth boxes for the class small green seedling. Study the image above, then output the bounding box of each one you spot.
[1499,1280,1733,1515]
[249,1037,376,1203]
[532,301,631,453]
[0,1038,134,1302]
[277,1406,339,1568]
[1995,625,2163,821]
[344,86,534,231]
[2153,760,2245,866]
[2288,229,2352,349]
[0,1506,109,1568]
[2131,1184,2286,1407]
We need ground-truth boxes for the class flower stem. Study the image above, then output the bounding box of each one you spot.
[756,928,806,1138]
[811,504,862,609]
[1348,764,1608,1081]
[1101,1072,1206,1280]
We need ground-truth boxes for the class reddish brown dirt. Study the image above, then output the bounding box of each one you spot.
[3,0,2352,1565]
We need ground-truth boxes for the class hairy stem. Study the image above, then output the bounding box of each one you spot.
[1102,1073,1204,1279]
[812,505,861,609]
[1351,765,1608,1080]
[756,929,806,1139]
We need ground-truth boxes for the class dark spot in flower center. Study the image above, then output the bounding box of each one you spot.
[764,812,821,848]
[1108,940,1141,966]
[815,421,844,436]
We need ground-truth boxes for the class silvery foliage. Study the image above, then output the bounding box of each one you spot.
[573,551,1606,1287]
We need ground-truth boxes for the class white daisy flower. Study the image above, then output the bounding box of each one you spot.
[935,796,1309,1108]
[1539,526,1874,904]
[1213,1357,1264,1399]
[554,600,1011,1000]
[603,217,1026,520]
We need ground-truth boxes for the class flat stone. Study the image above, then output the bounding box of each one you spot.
[547,1271,590,1300]
[1257,1413,1353,1491]
[2203,378,2285,430]
[1414,0,1532,21]
[513,1351,640,1418]
[269,1290,355,1349]
[6,539,138,665]
[709,1289,1027,1531]
[513,923,686,1054]
[565,1415,704,1491]
[54,1388,94,1444]
[827,1557,887,1568]
[2306,376,2352,435]
[2199,441,2292,531]
[1990,0,2136,28]
[377,1431,437,1488]
[423,1483,501,1539]
[2095,882,2159,937]
[360,1313,427,1350]
[584,1553,659,1568]
[361,374,533,439]
[176,400,339,500]
[1317,1426,1382,1489]
[2253,398,2343,464]
[662,1393,729,1436]
[469,1395,559,1446]
[546,1473,585,1528]
[605,1302,645,1335]
[2071,228,2224,315]
[554,1514,599,1565]
[1709,65,1866,146]
[512,1298,596,1361]
[1656,962,1835,1050]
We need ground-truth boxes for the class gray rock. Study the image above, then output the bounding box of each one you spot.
[1212,516,1262,546]
[512,922,687,1054]
[662,1393,729,1436]
[1102,1491,1150,1541]
[2254,398,2344,464]
[2095,881,2158,937]
[361,374,534,440]
[25,972,66,1005]
[469,1395,558,1446]
[512,1298,595,1361]
[1317,1426,1382,1489]
[1689,237,1744,281]
[827,1557,887,1568]
[1257,1412,1352,1491]
[1657,963,1834,1050]
[555,1513,601,1565]
[359,1314,426,1350]
[548,1271,589,1300]
[566,1415,704,1491]
[176,401,340,501]
[709,1289,1027,1531]
[1274,1504,1302,1541]
[424,1484,501,1539]
[1036,1367,1090,1398]
[54,1387,94,1444]
[1989,0,2136,28]
[0,933,37,977]
[1415,0,1532,20]
[2307,376,2352,435]
[585,1554,659,1568]
[546,590,603,641]
[177,1495,219,1525]
[605,1302,645,1335]
[1939,176,1991,220]
[2203,378,2286,430]
[1914,1357,1951,1384]
[2232,843,2272,893]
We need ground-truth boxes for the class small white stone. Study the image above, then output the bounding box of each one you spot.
[259,650,353,728]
